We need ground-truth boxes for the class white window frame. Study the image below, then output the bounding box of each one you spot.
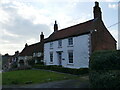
[68,37,73,46]
[38,52,42,57]
[50,42,53,49]
[58,40,62,48]
[50,52,53,62]
[33,53,36,57]
[68,50,73,64]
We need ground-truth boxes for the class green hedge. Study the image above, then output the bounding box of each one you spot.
[89,50,120,88]
[33,64,89,75]
[90,70,120,88]
[90,50,120,70]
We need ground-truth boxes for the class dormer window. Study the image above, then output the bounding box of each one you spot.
[68,37,73,46]
[50,42,53,49]
[58,40,62,48]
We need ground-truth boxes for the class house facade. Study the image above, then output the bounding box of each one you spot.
[18,32,44,68]
[44,34,90,69]
[44,2,116,69]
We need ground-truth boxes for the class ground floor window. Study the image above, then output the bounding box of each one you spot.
[50,52,53,62]
[19,60,24,66]
[68,51,73,63]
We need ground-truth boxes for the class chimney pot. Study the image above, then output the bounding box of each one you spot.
[93,1,102,19]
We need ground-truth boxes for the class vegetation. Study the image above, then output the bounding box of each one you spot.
[33,64,89,75]
[2,70,78,85]
[89,50,120,88]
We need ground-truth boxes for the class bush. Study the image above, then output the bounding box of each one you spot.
[90,70,120,88]
[89,50,120,88]
[90,50,120,70]
[33,64,89,75]
[18,66,31,70]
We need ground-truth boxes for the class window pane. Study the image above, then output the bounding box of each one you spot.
[50,42,53,48]
[68,38,73,45]
[58,40,62,47]
[50,53,53,62]
[68,51,73,63]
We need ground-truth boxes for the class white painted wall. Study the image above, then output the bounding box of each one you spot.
[33,52,42,57]
[44,34,90,69]
[18,56,32,67]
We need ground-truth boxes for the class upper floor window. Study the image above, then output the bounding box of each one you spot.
[50,42,53,48]
[33,53,36,57]
[58,40,62,47]
[68,37,73,46]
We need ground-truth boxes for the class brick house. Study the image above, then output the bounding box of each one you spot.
[18,32,44,68]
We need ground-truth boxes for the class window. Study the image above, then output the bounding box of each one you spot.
[50,52,53,62]
[68,37,73,46]
[38,52,42,57]
[58,40,62,47]
[33,53,36,57]
[68,51,73,63]
[50,42,53,48]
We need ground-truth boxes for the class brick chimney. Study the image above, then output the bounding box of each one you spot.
[40,32,44,42]
[15,51,19,55]
[54,20,58,32]
[93,1,102,20]
[25,43,28,47]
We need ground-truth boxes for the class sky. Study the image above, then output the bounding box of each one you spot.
[0,0,119,55]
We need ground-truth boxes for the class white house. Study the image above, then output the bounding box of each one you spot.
[44,2,116,69]
[44,34,90,69]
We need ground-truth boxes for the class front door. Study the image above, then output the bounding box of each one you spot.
[57,52,62,65]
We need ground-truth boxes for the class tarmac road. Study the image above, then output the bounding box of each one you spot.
[2,75,89,89]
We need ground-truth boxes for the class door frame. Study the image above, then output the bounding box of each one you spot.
[57,51,62,65]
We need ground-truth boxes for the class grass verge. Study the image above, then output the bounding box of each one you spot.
[2,70,78,85]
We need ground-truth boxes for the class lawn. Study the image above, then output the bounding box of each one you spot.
[2,70,78,85]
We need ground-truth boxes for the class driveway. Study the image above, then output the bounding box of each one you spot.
[2,75,89,88]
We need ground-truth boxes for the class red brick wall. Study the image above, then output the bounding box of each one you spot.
[91,19,116,52]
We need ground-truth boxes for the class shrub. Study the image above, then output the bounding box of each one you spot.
[89,50,120,88]
[33,64,89,75]
[18,65,31,70]
[28,59,35,66]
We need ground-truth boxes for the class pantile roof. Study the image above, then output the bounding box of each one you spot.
[45,19,95,43]
[19,42,43,56]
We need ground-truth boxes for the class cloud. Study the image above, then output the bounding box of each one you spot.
[3,29,20,37]
[108,3,118,9]
[0,0,118,55]
[26,38,38,45]
[108,29,119,49]
[91,0,119,2]
[109,29,118,41]
[0,8,10,24]
[0,1,52,55]
[0,43,24,55]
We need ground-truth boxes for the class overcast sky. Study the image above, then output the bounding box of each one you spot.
[0,0,119,55]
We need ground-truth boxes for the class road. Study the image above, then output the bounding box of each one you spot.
[2,75,89,89]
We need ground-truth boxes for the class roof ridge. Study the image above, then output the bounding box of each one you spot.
[57,19,94,32]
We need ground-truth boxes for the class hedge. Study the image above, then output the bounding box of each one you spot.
[90,70,120,88]
[33,64,89,75]
[90,50,120,70]
[89,50,120,88]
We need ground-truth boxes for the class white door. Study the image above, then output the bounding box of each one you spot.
[57,52,62,65]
